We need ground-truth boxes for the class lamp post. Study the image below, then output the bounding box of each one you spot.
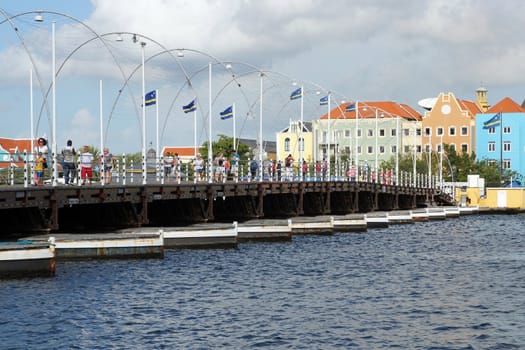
[140,40,147,185]
[375,108,379,183]
[395,116,400,185]
[259,72,264,181]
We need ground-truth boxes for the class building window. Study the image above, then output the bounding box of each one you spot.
[404,145,410,153]
[449,127,456,136]
[322,131,327,143]
[368,129,373,137]
[488,160,496,167]
[344,146,351,154]
[425,144,431,153]
[379,146,385,154]
[357,146,362,154]
[404,128,410,136]
[357,129,362,137]
[416,145,422,153]
[488,127,495,134]
[461,144,468,153]
[391,145,397,153]
[416,128,422,136]
[367,146,373,154]
[503,159,511,169]
[284,138,290,152]
[379,129,385,137]
[461,126,468,136]
[437,144,442,153]
[425,127,431,136]
[503,141,511,152]
[449,144,456,152]
[504,126,511,134]
[345,130,351,138]
[391,129,397,137]
[299,137,304,152]
[488,142,495,152]
[437,127,444,136]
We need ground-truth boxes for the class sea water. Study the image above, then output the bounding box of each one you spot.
[1,214,524,349]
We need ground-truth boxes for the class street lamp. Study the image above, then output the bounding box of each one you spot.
[33,14,58,186]
[140,40,147,185]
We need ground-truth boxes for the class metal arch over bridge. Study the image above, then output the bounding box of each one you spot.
[0,180,452,236]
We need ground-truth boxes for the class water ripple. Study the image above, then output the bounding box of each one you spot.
[1,214,524,349]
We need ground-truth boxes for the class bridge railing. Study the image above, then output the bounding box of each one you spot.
[1,153,441,189]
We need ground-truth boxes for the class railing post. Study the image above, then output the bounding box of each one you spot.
[130,159,134,184]
[24,151,29,188]
[122,154,126,185]
[160,156,165,185]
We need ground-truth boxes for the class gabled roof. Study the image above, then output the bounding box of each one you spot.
[321,101,422,121]
[457,99,483,119]
[280,120,312,133]
[486,97,525,114]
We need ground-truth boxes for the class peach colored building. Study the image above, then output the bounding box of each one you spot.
[421,90,486,154]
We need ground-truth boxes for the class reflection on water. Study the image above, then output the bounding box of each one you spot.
[1,214,524,349]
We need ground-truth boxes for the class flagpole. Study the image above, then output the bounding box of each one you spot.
[300,85,304,179]
[30,68,34,186]
[355,100,359,181]
[30,68,34,158]
[233,103,236,152]
[99,79,104,186]
[51,21,57,187]
[208,62,213,183]
[327,92,331,180]
[259,73,264,181]
[156,89,159,182]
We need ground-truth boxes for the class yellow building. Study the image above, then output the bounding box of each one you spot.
[275,120,313,163]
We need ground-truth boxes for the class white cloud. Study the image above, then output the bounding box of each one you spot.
[2,0,525,152]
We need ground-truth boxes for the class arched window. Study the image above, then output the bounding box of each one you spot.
[298,137,304,152]
[284,138,290,152]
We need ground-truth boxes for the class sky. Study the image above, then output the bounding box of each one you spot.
[1,0,525,154]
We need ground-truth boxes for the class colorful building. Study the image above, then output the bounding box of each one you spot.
[275,120,313,162]
[476,97,525,178]
[311,101,422,168]
[421,91,484,155]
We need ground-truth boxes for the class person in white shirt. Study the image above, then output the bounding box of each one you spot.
[79,145,94,185]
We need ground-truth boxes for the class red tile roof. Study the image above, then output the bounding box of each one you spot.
[457,99,483,119]
[161,146,202,157]
[320,101,422,121]
[486,97,525,114]
[0,137,37,168]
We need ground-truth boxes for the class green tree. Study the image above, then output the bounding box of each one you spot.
[200,134,251,161]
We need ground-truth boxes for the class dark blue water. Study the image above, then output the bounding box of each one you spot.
[1,214,524,349]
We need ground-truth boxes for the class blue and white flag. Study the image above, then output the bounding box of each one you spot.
[345,103,356,112]
[220,106,233,120]
[145,90,156,106]
[483,112,501,129]
[182,99,197,113]
[290,87,302,100]
[320,95,329,106]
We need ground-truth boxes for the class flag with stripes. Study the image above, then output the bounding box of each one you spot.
[182,99,196,113]
[220,106,233,120]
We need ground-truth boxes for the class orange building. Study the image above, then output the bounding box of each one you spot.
[421,90,486,154]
